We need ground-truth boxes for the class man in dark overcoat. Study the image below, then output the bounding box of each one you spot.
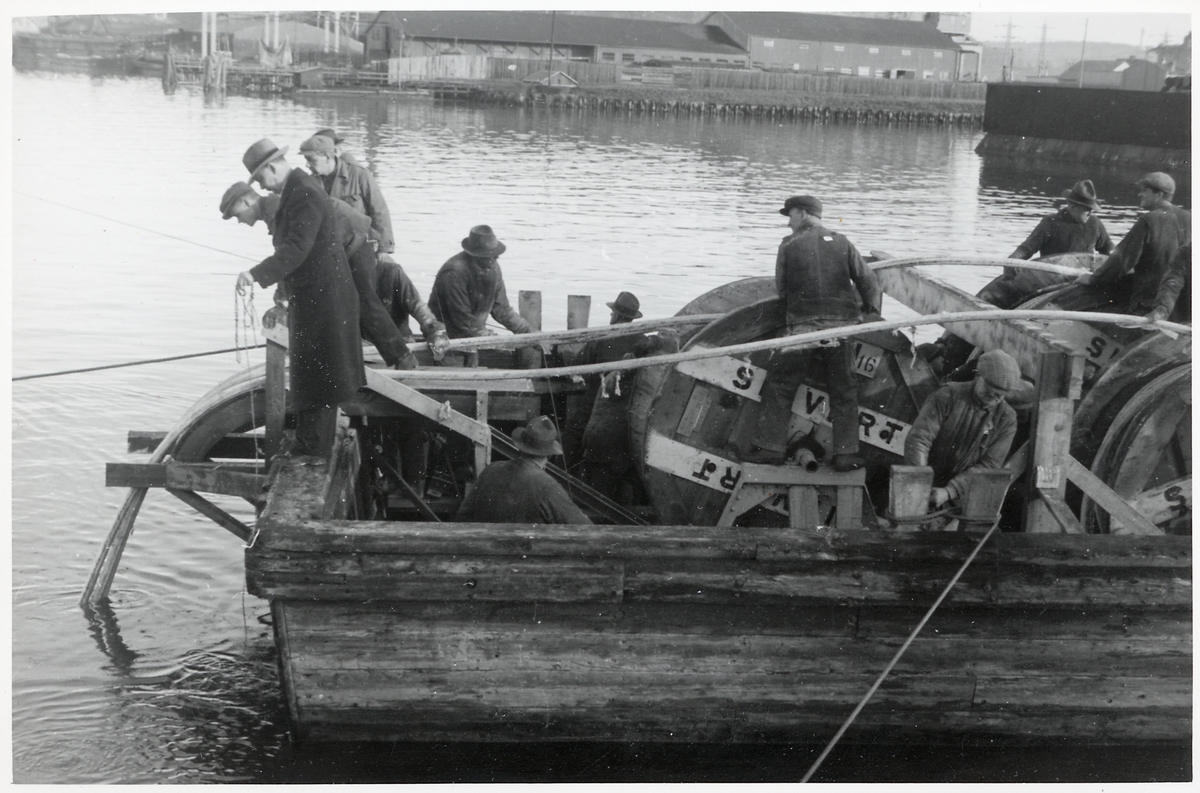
[235,138,365,458]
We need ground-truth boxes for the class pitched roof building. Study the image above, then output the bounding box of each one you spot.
[702,12,964,80]
[364,10,748,67]
[1058,58,1169,91]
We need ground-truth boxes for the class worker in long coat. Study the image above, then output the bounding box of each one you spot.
[236,138,364,458]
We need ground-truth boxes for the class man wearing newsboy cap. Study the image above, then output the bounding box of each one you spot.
[302,130,395,254]
[1082,172,1191,315]
[235,138,364,459]
[904,349,1022,512]
[739,195,882,473]
[455,416,591,524]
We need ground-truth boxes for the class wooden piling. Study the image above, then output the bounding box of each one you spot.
[567,295,591,329]
[518,290,542,331]
[1026,351,1085,533]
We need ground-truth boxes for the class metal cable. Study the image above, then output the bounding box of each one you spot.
[13,345,267,382]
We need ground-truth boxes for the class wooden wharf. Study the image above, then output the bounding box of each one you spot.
[91,259,1192,749]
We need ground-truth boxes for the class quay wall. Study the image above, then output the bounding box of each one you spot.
[976,83,1191,170]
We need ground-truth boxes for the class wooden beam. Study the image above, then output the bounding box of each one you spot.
[567,295,591,329]
[127,431,262,457]
[474,390,490,475]
[1037,488,1085,534]
[518,290,542,330]
[166,487,252,541]
[265,336,287,460]
[107,462,266,501]
[1063,456,1162,536]
[363,368,490,445]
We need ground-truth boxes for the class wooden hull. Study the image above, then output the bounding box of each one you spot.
[247,465,1191,745]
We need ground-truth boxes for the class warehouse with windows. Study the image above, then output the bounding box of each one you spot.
[702,12,962,80]
[363,11,749,67]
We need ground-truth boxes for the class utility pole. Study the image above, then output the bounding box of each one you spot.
[1078,19,1088,88]
[1036,21,1048,77]
[1002,17,1014,81]
[548,10,556,77]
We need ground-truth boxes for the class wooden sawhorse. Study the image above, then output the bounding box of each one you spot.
[717,463,868,529]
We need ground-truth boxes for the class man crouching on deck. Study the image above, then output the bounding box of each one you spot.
[234,138,365,459]
[455,416,592,524]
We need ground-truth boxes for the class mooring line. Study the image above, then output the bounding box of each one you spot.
[14,191,258,262]
[800,516,1001,783]
[13,345,266,382]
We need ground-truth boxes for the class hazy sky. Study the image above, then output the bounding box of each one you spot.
[971,11,1192,46]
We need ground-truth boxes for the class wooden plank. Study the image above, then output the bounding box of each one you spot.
[674,349,766,402]
[959,468,1012,524]
[791,384,911,456]
[1123,476,1192,529]
[166,487,252,541]
[363,368,490,445]
[834,482,862,529]
[567,295,591,329]
[890,465,933,522]
[474,390,490,476]
[644,431,743,496]
[265,338,286,460]
[789,485,819,529]
[248,555,625,603]
[107,462,265,498]
[249,519,1192,569]
[127,430,262,457]
[1037,488,1085,534]
[873,263,1066,380]
[1064,455,1163,536]
[518,290,542,330]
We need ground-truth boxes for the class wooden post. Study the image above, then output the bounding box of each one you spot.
[518,290,542,331]
[264,334,287,461]
[1025,351,1084,533]
[567,295,591,329]
[474,390,490,476]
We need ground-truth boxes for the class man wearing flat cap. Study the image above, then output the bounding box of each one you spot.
[455,416,591,524]
[314,127,359,167]
[428,225,535,347]
[741,195,882,472]
[235,138,364,458]
[301,131,395,255]
[1083,172,1191,315]
[904,349,1021,510]
[561,291,646,468]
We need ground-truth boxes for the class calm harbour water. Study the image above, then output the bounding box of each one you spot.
[10,72,1189,783]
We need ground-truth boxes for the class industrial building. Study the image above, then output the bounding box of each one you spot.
[702,12,963,80]
[363,11,749,68]
[1057,58,1170,92]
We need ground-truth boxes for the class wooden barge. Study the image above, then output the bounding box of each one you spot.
[94,258,1191,749]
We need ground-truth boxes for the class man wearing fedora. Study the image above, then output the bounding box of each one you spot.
[740,195,881,473]
[921,179,1116,375]
[302,130,395,255]
[561,291,646,469]
[455,416,591,524]
[1083,172,1191,315]
[905,350,1021,515]
[235,138,364,458]
[428,225,535,344]
[222,174,436,369]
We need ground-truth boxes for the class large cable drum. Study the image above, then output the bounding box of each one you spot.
[628,297,939,526]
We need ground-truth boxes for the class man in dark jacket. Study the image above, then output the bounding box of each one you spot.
[904,350,1020,509]
[222,174,427,369]
[235,138,364,458]
[455,416,591,524]
[301,130,395,254]
[1083,172,1191,314]
[741,195,882,472]
[428,225,535,341]
[1147,242,1191,324]
[561,291,645,468]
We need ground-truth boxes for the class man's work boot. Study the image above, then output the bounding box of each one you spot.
[831,453,865,472]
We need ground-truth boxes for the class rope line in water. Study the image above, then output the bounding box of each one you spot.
[14,191,258,262]
[12,345,267,382]
[800,516,1002,783]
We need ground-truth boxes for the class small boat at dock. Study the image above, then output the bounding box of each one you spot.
[90,256,1192,751]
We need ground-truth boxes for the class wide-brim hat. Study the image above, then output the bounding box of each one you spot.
[779,194,822,218]
[462,224,507,258]
[1062,179,1101,211]
[243,138,288,182]
[512,415,562,457]
[1136,171,1175,197]
[220,181,259,219]
[606,291,643,319]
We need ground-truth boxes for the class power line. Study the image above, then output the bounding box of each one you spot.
[13,191,258,262]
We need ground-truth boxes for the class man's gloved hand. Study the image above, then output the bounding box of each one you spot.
[428,330,450,361]
[394,351,419,370]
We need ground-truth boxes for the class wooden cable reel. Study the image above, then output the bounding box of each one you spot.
[629,295,940,527]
